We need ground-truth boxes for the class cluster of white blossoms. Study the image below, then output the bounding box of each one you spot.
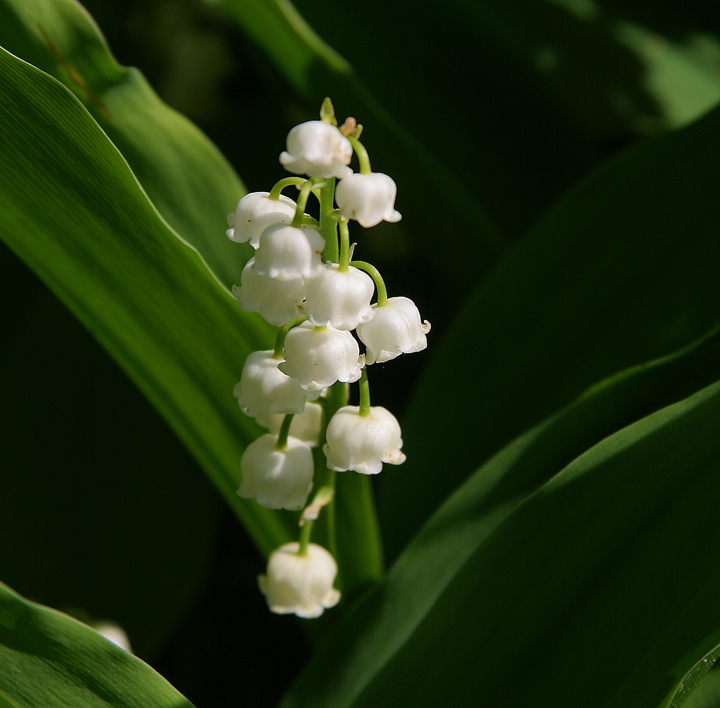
[228,99,430,619]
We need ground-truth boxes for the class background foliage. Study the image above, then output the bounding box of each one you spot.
[2,0,720,706]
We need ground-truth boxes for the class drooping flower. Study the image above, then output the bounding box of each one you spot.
[335,173,401,228]
[279,321,363,392]
[279,121,353,180]
[253,224,325,281]
[238,434,314,510]
[233,350,315,418]
[256,401,324,446]
[323,405,405,474]
[302,264,375,330]
[232,258,305,327]
[356,296,431,364]
[258,542,340,618]
[226,192,297,248]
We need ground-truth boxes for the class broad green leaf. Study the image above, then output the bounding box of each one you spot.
[283,360,720,708]
[381,100,720,561]
[0,0,248,289]
[0,244,219,659]
[0,581,194,708]
[0,45,293,555]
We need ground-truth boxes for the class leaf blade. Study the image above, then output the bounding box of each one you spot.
[0,0,249,288]
[382,100,720,560]
[282,326,720,708]
[0,581,195,708]
[0,45,292,554]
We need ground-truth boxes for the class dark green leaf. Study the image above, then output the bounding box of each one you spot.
[382,101,720,560]
[282,354,720,708]
[0,581,194,707]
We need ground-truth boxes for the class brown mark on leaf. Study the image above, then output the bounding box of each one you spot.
[37,24,108,114]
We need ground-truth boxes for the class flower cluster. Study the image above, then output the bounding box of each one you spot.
[228,99,430,618]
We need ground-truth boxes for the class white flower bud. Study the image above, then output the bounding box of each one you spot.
[232,258,305,327]
[253,224,325,281]
[233,350,315,418]
[279,322,363,392]
[335,173,402,228]
[356,296,431,364]
[256,401,324,446]
[303,264,375,330]
[323,405,405,475]
[259,542,340,618]
[238,434,314,510]
[279,121,353,180]
[226,192,296,248]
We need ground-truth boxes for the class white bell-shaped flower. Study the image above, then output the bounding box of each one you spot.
[279,121,353,180]
[238,434,314,510]
[279,322,363,392]
[259,542,340,618]
[303,264,375,330]
[232,258,305,327]
[324,405,405,475]
[335,173,402,228]
[256,401,323,446]
[226,192,296,248]
[233,350,315,418]
[253,224,325,281]
[356,296,431,364]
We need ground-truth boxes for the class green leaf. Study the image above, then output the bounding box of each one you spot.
[381,100,720,561]
[673,664,720,708]
[0,44,293,554]
[661,646,720,708]
[0,581,194,708]
[282,348,720,708]
[0,0,248,289]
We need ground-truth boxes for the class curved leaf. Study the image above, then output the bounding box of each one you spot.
[0,581,194,708]
[0,0,249,288]
[382,100,720,560]
[283,354,720,708]
[0,45,293,554]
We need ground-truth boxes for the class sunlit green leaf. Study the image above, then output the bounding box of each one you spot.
[0,45,293,554]
[0,581,194,707]
[0,0,248,288]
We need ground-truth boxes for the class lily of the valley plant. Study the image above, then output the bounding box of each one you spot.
[229,99,430,618]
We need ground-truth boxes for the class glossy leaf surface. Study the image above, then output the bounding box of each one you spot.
[0,44,293,554]
[0,0,248,288]
[0,582,194,708]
